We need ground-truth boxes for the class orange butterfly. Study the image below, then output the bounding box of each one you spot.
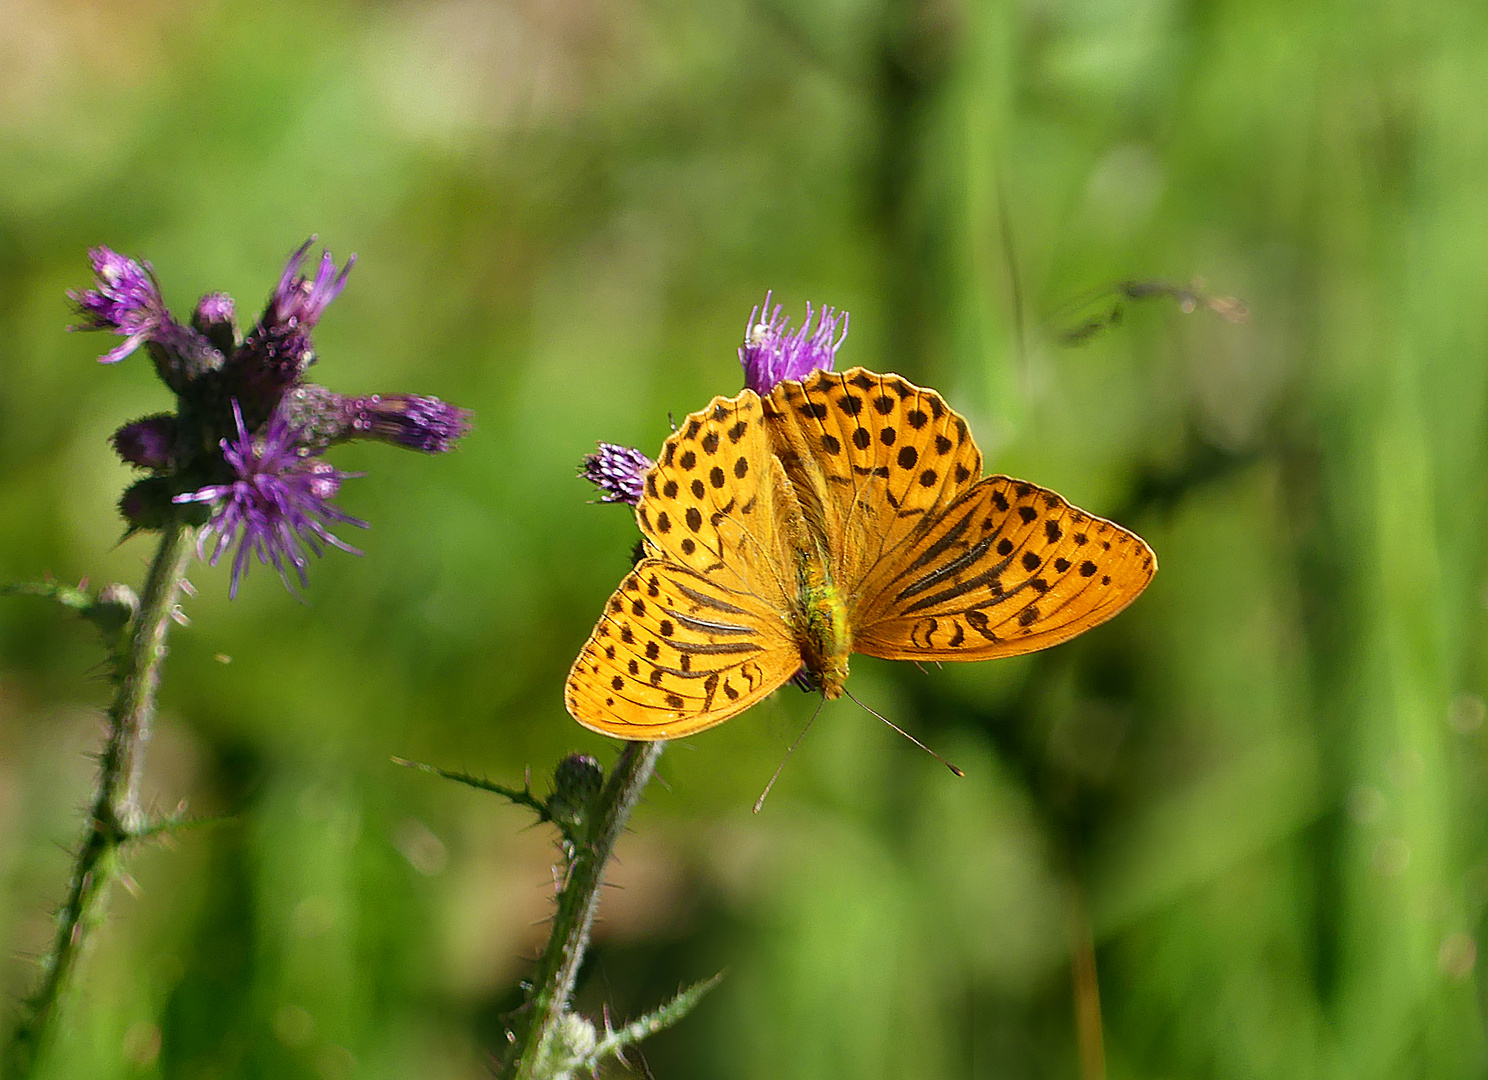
[565,367,1155,739]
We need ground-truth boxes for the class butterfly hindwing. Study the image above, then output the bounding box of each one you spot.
[565,559,801,738]
[853,475,1156,660]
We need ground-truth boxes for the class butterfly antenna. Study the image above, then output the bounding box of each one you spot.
[995,159,1028,388]
[843,688,964,777]
[753,692,828,815]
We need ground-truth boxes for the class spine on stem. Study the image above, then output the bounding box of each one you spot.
[7,520,194,1077]
[507,740,665,1080]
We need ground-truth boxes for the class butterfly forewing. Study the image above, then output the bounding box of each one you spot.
[637,391,795,611]
[854,475,1156,660]
[762,367,983,597]
[566,559,801,738]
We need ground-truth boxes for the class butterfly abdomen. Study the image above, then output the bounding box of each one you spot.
[794,554,851,699]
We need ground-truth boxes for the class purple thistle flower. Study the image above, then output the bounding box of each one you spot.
[266,237,355,330]
[738,291,848,394]
[225,240,356,423]
[580,443,654,506]
[174,402,366,598]
[276,385,473,455]
[339,394,473,453]
[111,414,178,470]
[69,247,172,364]
[70,238,473,596]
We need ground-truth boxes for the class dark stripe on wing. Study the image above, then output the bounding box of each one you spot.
[666,639,764,655]
[885,503,980,589]
[664,610,757,636]
[672,581,750,615]
[895,534,998,602]
[900,558,1024,615]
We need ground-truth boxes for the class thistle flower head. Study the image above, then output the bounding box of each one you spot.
[224,240,357,422]
[266,238,355,330]
[73,239,471,597]
[174,402,366,598]
[580,443,653,506]
[69,247,171,364]
[341,394,473,453]
[738,291,848,394]
[275,385,474,455]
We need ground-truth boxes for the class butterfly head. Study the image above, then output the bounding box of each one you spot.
[788,658,848,700]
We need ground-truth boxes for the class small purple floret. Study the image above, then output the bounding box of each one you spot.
[738,291,848,394]
[174,402,366,598]
[192,291,237,339]
[69,247,171,364]
[580,443,654,506]
[266,238,355,329]
[194,292,236,327]
[346,394,474,453]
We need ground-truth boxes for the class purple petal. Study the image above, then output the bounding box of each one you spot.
[738,291,849,393]
[265,239,355,330]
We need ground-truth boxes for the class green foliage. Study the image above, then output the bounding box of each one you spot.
[3,0,1488,1076]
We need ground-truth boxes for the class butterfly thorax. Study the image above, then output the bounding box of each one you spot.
[792,543,851,700]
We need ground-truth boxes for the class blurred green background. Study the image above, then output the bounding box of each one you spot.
[4,0,1488,1076]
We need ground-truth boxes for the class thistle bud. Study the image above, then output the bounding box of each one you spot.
[192,292,239,355]
[548,753,604,833]
[118,477,177,531]
[111,414,178,471]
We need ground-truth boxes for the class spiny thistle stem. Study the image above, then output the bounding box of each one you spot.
[506,740,665,1080]
[7,519,195,1077]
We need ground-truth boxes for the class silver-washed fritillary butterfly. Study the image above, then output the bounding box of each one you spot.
[565,367,1156,739]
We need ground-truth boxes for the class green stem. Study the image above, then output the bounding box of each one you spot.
[507,740,665,1080]
[7,520,194,1078]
